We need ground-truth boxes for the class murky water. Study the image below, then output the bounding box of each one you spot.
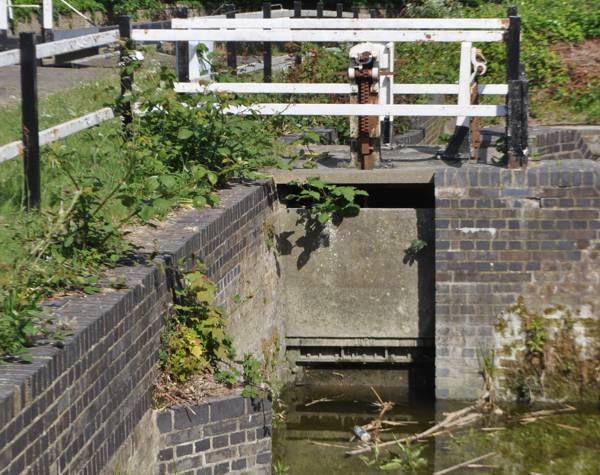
[273,375,600,474]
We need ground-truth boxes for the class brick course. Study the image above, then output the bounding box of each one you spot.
[435,159,600,399]
[0,182,279,474]
[156,395,272,475]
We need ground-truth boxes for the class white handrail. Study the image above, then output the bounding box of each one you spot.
[174,82,509,96]
[0,30,118,67]
[0,107,115,163]
[221,103,506,117]
[172,17,509,30]
[132,28,505,43]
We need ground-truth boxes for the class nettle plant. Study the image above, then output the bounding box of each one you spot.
[287,177,368,225]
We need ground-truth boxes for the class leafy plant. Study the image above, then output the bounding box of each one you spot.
[360,438,427,472]
[272,460,289,475]
[160,269,234,383]
[525,318,549,356]
[404,239,428,265]
[287,177,368,225]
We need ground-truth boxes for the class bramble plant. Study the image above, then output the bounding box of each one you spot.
[287,177,368,225]
[159,269,235,383]
[0,54,283,360]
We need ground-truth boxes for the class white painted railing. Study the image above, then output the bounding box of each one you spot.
[0,107,115,163]
[0,29,119,67]
[138,16,510,127]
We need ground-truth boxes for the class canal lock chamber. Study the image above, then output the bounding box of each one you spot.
[275,181,436,392]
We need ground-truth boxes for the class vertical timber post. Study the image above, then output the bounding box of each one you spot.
[20,33,41,210]
[506,6,527,168]
[337,3,343,18]
[316,1,323,18]
[119,16,133,133]
[225,3,237,74]
[293,1,301,66]
[175,7,189,82]
[0,0,8,51]
[42,0,54,42]
[352,5,359,19]
[263,2,272,83]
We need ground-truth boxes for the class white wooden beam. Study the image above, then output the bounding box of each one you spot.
[221,103,506,116]
[0,107,115,163]
[0,140,22,163]
[36,29,118,59]
[175,82,355,94]
[172,18,508,30]
[0,48,20,67]
[174,82,509,96]
[132,28,505,43]
[1,29,119,66]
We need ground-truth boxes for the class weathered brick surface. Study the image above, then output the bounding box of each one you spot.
[0,182,278,474]
[156,395,272,475]
[434,159,600,399]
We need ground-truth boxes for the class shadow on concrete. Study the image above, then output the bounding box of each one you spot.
[276,212,332,270]
[404,208,436,393]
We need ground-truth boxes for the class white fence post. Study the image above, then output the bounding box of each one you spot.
[42,0,53,42]
[0,0,8,51]
[456,41,472,128]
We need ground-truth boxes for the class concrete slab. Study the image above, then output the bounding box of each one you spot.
[268,144,459,184]
[277,208,435,341]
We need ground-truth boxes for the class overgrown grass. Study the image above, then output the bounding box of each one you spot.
[0,52,282,359]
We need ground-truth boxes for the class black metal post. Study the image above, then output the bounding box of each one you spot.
[369,8,379,18]
[263,2,272,83]
[20,33,41,210]
[506,6,525,168]
[175,7,189,82]
[0,30,7,52]
[226,3,237,74]
[119,15,133,132]
[353,5,359,19]
[337,3,343,18]
[506,10,520,82]
[294,1,302,66]
[317,1,323,18]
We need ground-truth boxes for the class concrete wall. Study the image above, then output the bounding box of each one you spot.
[278,208,435,342]
[0,182,280,475]
[434,159,600,399]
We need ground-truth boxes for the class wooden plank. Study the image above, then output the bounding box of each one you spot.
[174,81,509,95]
[222,103,506,116]
[171,17,508,30]
[175,82,356,94]
[132,28,505,43]
[36,30,119,59]
[0,107,115,163]
[0,140,23,163]
[0,48,19,67]
[38,107,115,146]
[1,30,119,67]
